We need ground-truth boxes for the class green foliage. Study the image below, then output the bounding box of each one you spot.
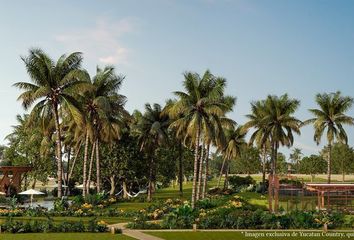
[231,146,261,174]
[299,154,327,181]
[228,176,256,191]
[53,198,70,212]
[0,217,108,233]
[162,204,196,229]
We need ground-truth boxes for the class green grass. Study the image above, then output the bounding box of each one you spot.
[0,233,135,240]
[145,231,354,240]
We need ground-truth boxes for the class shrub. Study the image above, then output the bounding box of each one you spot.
[0,217,108,233]
[53,198,69,212]
[162,204,196,229]
[228,176,256,192]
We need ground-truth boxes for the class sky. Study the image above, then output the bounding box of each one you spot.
[0,0,354,158]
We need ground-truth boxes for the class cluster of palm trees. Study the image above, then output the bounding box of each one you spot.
[13,49,354,209]
[15,49,128,198]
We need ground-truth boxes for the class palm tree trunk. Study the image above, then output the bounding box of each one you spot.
[327,143,332,184]
[191,127,201,209]
[147,156,154,202]
[196,142,205,200]
[66,146,71,185]
[178,142,183,196]
[269,141,275,212]
[68,141,82,184]
[53,104,63,198]
[273,141,279,212]
[96,139,101,193]
[223,160,230,190]
[202,144,210,198]
[262,145,267,194]
[87,142,96,191]
[83,131,89,197]
[217,158,227,188]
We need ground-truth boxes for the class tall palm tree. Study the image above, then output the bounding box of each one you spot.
[218,125,247,189]
[14,48,90,198]
[134,103,170,201]
[169,70,234,208]
[81,66,128,194]
[243,100,270,193]
[304,92,354,183]
[262,94,301,212]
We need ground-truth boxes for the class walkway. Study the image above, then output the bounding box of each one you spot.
[108,222,164,240]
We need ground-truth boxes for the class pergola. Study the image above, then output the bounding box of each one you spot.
[0,166,32,194]
[306,183,354,211]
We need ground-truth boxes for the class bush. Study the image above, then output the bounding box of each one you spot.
[0,217,108,233]
[162,204,196,229]
[228,176,256,192]
[53,198,69,212]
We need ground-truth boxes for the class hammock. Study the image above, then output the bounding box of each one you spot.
[115,188,147,198]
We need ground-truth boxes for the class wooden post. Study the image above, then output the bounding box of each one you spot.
[193,224,197,232]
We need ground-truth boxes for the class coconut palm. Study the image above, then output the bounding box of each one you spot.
[289,148,302,172]
[243,100,270,193]
[168,70,235,208]
[81,66,128,194]
[304,92,354,183]
[14,49,90,197]
[262,94,301,212]
[218,125,247,189]
[134,103,170,201]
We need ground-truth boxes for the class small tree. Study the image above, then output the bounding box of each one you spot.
[299,155,327,182]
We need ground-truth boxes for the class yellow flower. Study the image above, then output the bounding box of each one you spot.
[97,220,107,225]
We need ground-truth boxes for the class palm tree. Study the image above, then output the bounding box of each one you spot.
[244,100,270,193]
[14,48,90,198]
[81,66,128,194]
[262,94,301,212]
[289,148,302,172]
[304,92,354,183]
[134,103,170,201]
[218,125,247,189]
[168,70,235,208]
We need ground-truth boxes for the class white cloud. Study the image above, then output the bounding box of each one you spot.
[54,17,139,66]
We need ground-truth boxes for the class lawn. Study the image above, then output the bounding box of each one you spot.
[146,231,354,240]
[0,233,135,240]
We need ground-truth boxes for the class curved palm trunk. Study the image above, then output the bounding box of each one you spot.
[191,127,201,209]
[327,142,332,184]
[87,142,96,191]
[53,104,63,198]
[202,144,210,198]
[68,141,82,184]
[96,139,101,193]
[223,160,230,190]
[196,142,205,200]
[83,131,89,197]
[217,158,227,188]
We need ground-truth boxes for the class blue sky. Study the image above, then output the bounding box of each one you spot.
[1,0,354,158]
